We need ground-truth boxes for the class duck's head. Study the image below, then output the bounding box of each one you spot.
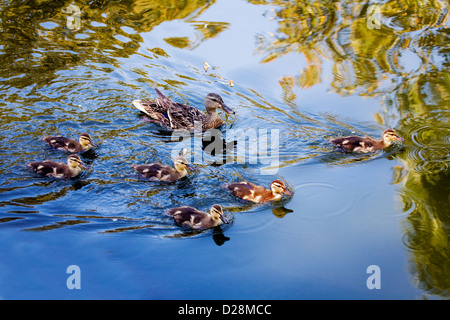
[210,204,229,225]
[173,148,194,173]
[79,133,97,150]
[270,179,293,196]
[67,154,87,170]
[205,93,235,115]
[382,129,404,146]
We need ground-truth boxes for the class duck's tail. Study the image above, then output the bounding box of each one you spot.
[132,100,150,115]
[154,88,173,108]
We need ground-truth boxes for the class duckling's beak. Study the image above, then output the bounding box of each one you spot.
[186,163,196,171]
[90,140,98,147]
[283,188,294,196]
[220,215,229,224]
[394,135,404,142]
[79,162,88,169]
[221,103,235,115]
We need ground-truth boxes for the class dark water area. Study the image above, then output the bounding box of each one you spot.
[0,0,449,299]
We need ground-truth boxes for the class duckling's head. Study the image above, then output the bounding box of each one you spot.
[67,154,87,170]
[79,133,97,150]
[173,148,194,174]
[210,204,229,225]
[205,93,235,115]
[270,179,293,196]
[382,129,404,146]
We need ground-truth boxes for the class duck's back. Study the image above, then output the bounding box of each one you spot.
[43,136,81,153]
[29,160,69,178]
[227,181,261,197]
[166,103,206,130]
[331,135,378,152]
[331,136,362,148]
[167,207,206,228]
[132,163,178,181]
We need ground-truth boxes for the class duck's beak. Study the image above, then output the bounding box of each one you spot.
[90,141,98,147]
[221,103,235,115]
[220,215,229,224]
[283,188,294,196]
[186,163,196,171]
[394,135,404,142]
[79,162,88,170]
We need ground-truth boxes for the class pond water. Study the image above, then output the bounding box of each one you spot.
[0,0,449,300]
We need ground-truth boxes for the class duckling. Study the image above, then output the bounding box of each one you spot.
[167,204,229,229]
[132,88,235,131]
[131,148,193,182]
[226,179,293,203]
[27,154,87,179]
[42,133,97,153]
[330,129,404,153]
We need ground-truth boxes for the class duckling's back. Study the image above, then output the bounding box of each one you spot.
[167,206,205,227]
[28,160,68,178]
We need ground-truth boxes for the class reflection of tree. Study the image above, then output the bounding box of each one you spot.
[399,158,450,298]
[164,21,230,49]
[252,0,450,298]
[252,0,450,101]
[396,107,450,298]
[0,0,219,89]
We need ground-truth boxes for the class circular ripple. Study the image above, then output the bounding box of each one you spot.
[406,145,449,175]
[356,189,416,218]
[415,160,449,175]
[418,146,449,161]
[401,228,434,253]
[410,125,450,147]
[293,182,353,220]
[229,207,278,235]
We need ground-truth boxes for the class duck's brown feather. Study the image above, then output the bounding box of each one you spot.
[167,206,219,229]
[135,100,171,128]
[226,181,273,203]
[28,160,73,179]
[134,88,221,131]
[167,207,203,225]
[42,136,83,153]
[330,136,382,152]
[131,163,181,182]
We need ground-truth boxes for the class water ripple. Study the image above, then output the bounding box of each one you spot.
[291,182,353,220]
[401,110,450,175]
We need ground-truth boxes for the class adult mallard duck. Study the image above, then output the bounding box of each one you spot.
[27,154,87,179]
[167,204,229,229]
[131,148,194,182]
[42,133,97,153]
[226,179,293,203]
[132,88,235,131]
[330,129,404,153]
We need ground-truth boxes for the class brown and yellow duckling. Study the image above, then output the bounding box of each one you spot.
[27,154,87,179]
[42,133,97,153]
[226,179,293,203]
[131,148,193,182]
[330,129,404,153]
[132,88,235,131]
[167,204,229,229]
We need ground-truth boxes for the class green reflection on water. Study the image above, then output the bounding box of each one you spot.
[0,0,449,298]
[0,0,216,89]
[252,0,450,298]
